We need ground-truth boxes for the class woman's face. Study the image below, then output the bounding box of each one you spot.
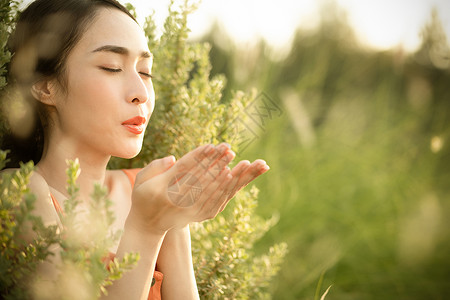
[50,7,154,159]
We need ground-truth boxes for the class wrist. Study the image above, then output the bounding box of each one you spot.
[163,224,191,246]
[124,210,168,237]
[169,224,190,233]
[115,218,167,263]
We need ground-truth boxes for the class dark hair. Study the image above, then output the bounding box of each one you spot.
[1,0,136,168]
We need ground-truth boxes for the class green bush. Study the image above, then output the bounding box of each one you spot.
[0,0,287,298]
[0,152,139,300]
[0,152,58,299]
[202,3,450,299]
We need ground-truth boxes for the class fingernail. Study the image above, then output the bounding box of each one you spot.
[227,150,236,160]
[166,155,176,163]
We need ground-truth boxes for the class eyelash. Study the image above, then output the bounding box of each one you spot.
[100,67,121,73]
[139,72,153,79]
[100,67,153,79]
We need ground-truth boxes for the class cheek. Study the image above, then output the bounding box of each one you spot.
[61,72,121,128]
[70,71,118,108]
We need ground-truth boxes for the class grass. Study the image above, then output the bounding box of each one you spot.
[243,93,450,299]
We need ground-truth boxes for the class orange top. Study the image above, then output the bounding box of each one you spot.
[49,169,163,300]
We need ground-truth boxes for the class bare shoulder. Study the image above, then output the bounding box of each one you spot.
[106,168,142,190]
[6,169,57,221]
[105,169,134,208]
[29,170,52,197]
[105,169,136,238]
[28,171,60,221]
[1,167,50,196]
[106,169,133,191]
[1,168,59,241]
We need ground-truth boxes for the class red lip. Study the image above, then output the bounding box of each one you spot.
[122,116,146,134]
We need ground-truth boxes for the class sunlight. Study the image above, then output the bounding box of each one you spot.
[19,0,450,52]
[131,0,450,52]
[335,0,450,50]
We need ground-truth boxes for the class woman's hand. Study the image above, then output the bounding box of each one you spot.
[126,143,269,234]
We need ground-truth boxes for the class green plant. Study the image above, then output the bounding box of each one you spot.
[0,151,59,299]
[0,153,138,299]
[0,0,20,90]
[0,0,287,298]
[191,186,287,299]
[111,1,288,298]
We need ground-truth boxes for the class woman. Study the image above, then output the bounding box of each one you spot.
[2,0,269,299]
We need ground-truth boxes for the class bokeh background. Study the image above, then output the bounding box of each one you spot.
[131,0,450,299]
[16,0,448,298]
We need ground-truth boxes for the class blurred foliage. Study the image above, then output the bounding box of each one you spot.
[0,151,59,299]
[0,0,287,298]
[0,0,19,90]
[113,1,288,298]
[199,2,450,299]
[0,155,138,300]
[45,159,138,300]
[191,186,287,299]
[416,7,450,70]
[0,0,20,140]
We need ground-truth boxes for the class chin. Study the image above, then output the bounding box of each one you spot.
[112,143,143,159]
[118,152,140,159]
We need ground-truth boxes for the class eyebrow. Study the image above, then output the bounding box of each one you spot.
[92,45,152,59]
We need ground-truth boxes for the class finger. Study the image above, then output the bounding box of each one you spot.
[240,159,269,185]
[182,149,234,201]
[204,149,235,180]
[228,159,269,197]
[163,143,234,207]
[135,155,176,185]
[226,160,252,199]
[194,168,233,220]
[164,144,223,206]
[192,143,232,177]
[167,172,203,207]
[164,144,215,180]
[230,160,251,177]
[192,143,229,167]
[173,159,232,210]
[167,145,233,192]
[217,160,250,212]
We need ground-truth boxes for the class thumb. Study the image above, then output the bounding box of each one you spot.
[135,155,176,185]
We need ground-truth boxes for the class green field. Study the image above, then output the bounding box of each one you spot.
[205,7,450,299]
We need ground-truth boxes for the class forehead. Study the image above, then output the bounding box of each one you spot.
[74,7,150,55]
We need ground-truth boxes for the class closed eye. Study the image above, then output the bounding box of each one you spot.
[139,72,153,79]
[100,66,122,73]
[100,66,152,78]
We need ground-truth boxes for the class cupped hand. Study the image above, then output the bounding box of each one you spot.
[127,143,269,234]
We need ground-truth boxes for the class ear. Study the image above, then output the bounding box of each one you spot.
[31,80,57,106]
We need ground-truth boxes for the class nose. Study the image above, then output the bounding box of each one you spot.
[127,71,152,105]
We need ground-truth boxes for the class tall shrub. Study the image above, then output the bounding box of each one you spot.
[1,0,287,298]
[114,1,288,298]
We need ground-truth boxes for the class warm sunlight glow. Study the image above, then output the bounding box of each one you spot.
[20,0,450,52]
[130,0,450,53]
[336,0,450,50]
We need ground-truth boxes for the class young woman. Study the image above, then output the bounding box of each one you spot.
[2,0,269,299]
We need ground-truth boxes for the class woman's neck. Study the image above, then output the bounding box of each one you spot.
[36,139,111,202]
